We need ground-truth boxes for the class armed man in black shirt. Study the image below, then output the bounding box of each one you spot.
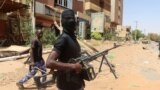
[46,9,85,90]
[16,29,46,89]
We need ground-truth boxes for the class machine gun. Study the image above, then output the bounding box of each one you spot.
[69,43,120,81]
[34,44,120,88]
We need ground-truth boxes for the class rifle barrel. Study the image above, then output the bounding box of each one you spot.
[75,45,121,63]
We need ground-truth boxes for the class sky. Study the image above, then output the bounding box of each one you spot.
[123,0,160,34]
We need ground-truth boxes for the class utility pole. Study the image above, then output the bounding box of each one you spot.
[134,21,138,42]
[143,29,146,36]
[135,21,138,29]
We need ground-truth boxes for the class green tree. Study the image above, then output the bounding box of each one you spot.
[41,28,57,45]
[91,32,102,40]
[132,29,144,40]
[20,17,33,45]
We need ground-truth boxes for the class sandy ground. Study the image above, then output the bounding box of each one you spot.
[0,40,160,90]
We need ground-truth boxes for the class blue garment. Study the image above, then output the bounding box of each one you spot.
[18,60,46,84]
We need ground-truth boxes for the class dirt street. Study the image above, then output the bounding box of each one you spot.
[0,41,160,90]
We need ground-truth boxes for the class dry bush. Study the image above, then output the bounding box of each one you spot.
[148,33,159,42]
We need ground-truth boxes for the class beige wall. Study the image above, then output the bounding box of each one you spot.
[84,0,111,30]
[85,0,110,11]
[116,25,128,37]
[111,0,123,25]
[85,2,110,16]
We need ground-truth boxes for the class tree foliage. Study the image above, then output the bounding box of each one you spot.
[131,29,144,40]
[91,32,102,40]
[103,31,115,40]
[41,28,57,45]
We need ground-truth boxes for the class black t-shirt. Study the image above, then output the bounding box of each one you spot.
[53,32,84,90]
[31,38,43,62]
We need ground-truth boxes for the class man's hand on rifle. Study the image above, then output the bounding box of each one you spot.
[28,62,34,66]
[72,63,82,74]
[24,59,34,66]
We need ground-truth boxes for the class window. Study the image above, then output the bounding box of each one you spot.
[64,0,67,7]
[45,6,53,16]
[55,0,72,9]
[105,15,110,22]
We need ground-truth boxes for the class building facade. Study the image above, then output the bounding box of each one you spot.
[111,0,123,30]
[35,0,54,28]
[35,0,112,26]
[35,0,86,28]
[84,0,110,16]
[84,0,111,27]
[35,0,124,38]
[0,0,124,46]
[0,0,28,45]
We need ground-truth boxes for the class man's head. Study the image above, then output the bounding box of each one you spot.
[35,29,43,39]
[61,9,76,33]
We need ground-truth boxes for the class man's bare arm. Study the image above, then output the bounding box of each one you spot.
[19,48,30,55]
[46,51,82,73]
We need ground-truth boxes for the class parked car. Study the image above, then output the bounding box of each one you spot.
[142,38,150,44]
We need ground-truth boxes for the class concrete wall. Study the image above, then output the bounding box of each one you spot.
[73,0,84,13]
[116,25,127,37]
[111,0,123,25]
[36,0,54,7]
[85,0,110,12]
